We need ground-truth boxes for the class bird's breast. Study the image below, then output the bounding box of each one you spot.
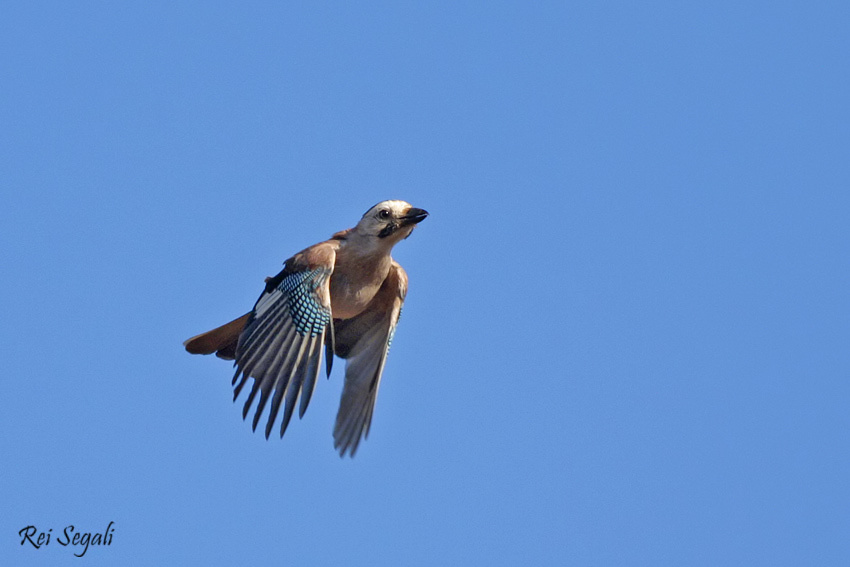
[328,256,391,319]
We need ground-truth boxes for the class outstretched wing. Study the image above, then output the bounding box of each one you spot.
[232,242,337,440]
[332,262,408,457]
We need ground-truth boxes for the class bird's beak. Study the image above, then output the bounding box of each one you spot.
[400,207,429,226]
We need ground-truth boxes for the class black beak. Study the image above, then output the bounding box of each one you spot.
[401,207,429,226]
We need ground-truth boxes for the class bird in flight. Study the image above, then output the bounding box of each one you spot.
[184,200,428,457]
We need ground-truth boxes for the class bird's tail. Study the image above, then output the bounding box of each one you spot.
[183,313,251,360]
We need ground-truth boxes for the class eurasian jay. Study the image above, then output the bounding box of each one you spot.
[184,200,428,457]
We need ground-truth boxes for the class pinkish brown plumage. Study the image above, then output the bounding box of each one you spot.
[184,200,428,457]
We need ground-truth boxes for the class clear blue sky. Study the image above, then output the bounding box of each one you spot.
[2,2,849,565]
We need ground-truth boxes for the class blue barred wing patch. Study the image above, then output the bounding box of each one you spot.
[387,306,402,350]
[278,269,332,337]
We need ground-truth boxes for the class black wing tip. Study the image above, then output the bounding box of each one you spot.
[333,429,364,458]
[335,443,355,458]
[325,330,335,378]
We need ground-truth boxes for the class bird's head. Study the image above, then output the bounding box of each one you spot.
[354,200,429,245]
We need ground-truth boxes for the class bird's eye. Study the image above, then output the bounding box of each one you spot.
[378,209,390,220]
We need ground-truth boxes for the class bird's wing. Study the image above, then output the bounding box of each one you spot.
[332,261,408,457]
[232,241,337,439]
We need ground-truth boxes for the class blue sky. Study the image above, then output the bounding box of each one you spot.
[2,2,849,565]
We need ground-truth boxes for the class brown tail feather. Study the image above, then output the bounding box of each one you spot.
[183,313,251,360]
